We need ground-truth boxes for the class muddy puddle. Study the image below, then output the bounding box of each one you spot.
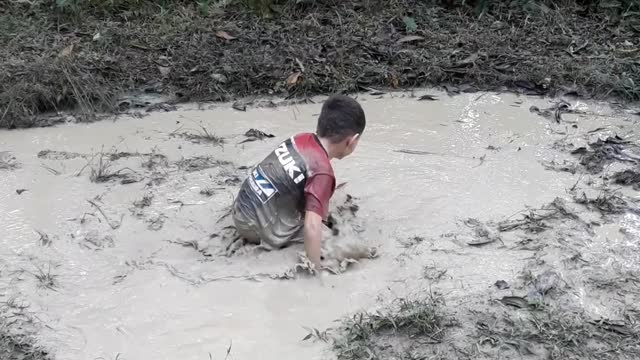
[1,91,639,359]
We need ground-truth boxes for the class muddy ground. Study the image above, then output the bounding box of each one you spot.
[1,92,640,359]
[1,0,639,128]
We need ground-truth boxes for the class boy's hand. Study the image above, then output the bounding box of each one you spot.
[303,211,324,270]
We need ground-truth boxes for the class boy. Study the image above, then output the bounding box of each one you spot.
[232,95,366,270]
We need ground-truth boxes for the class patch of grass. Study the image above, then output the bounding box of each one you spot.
[612,168,640,190]
[329,296,449,360]
[172,125,225,147]
[474,306,640,359]
[141,152,169,170]
[21,264,59,291]
[574,190,632,215]
[133,193,154,208]
[0,297,52,360]
[498,197,582,233]
[81,152,139,184]
[423,265,448,282]
[0,55,116,128]
[175,156,231,172]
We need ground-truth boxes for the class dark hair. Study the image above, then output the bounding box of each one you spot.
[316,95,366,143]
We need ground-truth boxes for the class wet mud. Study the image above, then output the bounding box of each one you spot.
[1,91,639,359]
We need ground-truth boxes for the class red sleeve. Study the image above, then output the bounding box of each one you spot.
[304,174,335,220]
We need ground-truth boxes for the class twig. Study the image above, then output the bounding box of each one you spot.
[473,154,487,168]
[394,149,441,155]
[569,173,584,192]
[41,164,60,175]
[87,199,122,229]
[225,340,232,360]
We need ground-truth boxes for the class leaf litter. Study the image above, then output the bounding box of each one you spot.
[4,1,639,129]
[560,134,640,173]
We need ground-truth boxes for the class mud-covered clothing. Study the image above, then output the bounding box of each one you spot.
[232,133,335,248]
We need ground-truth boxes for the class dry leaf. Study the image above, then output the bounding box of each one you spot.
[458,53,479,66]
[286,72,302,88]
[232,102,246,111]
[157,66,171,77]
[418,94,438,101]
[58,44,74,58]
[215,31,236,40]
[397,35,424,44]
[390,73,399,88]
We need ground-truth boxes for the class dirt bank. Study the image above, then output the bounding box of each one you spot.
[1,0,639,128]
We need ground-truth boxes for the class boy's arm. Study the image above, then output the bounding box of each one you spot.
[303,173,335,271]
[303,210,323,270]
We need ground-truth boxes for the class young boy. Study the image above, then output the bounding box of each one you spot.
[232,95,366,269]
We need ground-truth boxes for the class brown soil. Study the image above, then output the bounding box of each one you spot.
[1,0,639,128]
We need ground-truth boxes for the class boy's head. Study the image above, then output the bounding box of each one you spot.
[316,95,366,159]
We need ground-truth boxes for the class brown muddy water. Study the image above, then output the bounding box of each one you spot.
[1,91,639,359]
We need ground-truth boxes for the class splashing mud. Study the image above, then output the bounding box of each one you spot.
[1,91,639,359]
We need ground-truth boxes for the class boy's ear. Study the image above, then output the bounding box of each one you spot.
[349,133,360,145]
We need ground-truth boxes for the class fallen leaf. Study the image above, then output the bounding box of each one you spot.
[514,80,537,90]
[458,53,479,66]
[232,102,246,112]
[390,73,399,88]
[92,32,101,41]
[495,280,510,290]
[466,237,496,246]
[367,88,385,95]
[443,84,460,95]
[589,319,634,336]
[58,44,74,58]
[215,30,237,40]
[418,94,438,101]
[295,57,305,73]
[499,296,528,308]
[397,35,424,44]
[16,189,27,195]
[157,66,171,77]
[238,129,275,144]
[286,72,302,88]
[402,16,418,33]
[244,128,274,139]
[210,73,228,83]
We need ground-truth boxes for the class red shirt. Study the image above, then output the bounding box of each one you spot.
[293,133,335,220]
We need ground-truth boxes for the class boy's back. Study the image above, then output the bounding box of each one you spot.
[233,133,335,248]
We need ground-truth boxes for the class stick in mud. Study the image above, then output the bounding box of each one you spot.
[87,199,122,229]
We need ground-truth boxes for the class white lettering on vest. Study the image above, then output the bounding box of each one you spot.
[274,143,305,184]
